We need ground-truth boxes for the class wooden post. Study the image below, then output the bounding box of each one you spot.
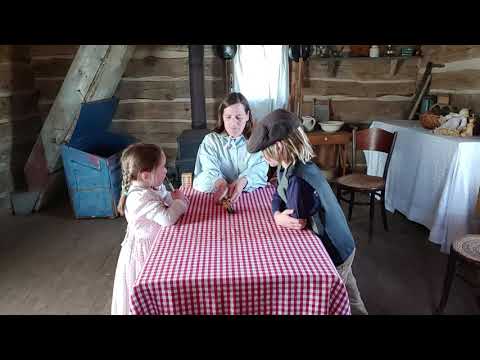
[225,59,229,95]
[289,61,298,112]
[408,73,432,120]
[296,57,304,117]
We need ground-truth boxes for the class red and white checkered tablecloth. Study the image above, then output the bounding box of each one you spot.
[130,185,350,315]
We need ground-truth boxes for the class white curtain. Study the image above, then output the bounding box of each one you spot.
[233,45,289,122]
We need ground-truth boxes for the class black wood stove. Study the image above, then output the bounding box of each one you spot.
[175,45,212,184]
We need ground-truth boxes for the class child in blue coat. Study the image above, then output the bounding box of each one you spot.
[247,109,367,315]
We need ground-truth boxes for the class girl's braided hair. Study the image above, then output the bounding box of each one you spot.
[116,143,165,216]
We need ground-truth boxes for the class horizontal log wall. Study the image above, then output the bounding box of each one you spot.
[0,45,41,208]
[113,45,226,167]
[11,45,480,198]
[421,45,480,113]
[32,45,227,169]
[31,45,79,121]
[301,46,421,167]
[302,52,420,124]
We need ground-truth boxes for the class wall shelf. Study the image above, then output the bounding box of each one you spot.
[311,56,422,78]
[312,56,422,60]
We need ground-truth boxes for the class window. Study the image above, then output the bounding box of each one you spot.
[232,45,289,122]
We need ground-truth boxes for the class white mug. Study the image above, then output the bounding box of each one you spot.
[301,116,317,132]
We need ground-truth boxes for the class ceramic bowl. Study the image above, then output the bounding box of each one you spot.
[319,121,344,133]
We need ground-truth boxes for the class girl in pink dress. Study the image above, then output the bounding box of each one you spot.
[111,143,189,315]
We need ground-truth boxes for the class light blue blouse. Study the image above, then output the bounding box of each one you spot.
[192,132,269,193]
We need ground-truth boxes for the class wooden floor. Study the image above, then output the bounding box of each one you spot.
[0,192,479,315]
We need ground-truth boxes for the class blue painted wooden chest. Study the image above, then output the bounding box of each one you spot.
[61,97,134,218]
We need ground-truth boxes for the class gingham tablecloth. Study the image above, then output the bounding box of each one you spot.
[130,185,350,315]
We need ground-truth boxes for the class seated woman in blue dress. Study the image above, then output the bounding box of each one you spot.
[193,92,269,204]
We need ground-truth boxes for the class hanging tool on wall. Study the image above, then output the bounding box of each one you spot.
[225,58,235,94]
[216,45,237,95]
[297,54,304,117]
[408,61,445,120]
[288,45,312,117]
[288,61,297,112]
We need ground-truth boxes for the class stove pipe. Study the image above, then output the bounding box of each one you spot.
[188,45,207,129]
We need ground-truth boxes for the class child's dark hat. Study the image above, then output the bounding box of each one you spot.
[247,109,301,153]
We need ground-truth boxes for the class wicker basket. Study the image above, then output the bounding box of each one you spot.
[420,103,454,130]
[420,112,441,129]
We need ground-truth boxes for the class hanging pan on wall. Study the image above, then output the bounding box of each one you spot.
[215,45,237,60]
[215,45,237,94]
[288,45,312,62]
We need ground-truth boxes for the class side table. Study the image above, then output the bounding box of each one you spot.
[307,130,352,180]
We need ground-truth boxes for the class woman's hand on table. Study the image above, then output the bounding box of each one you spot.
[274,209,307,230]
[213,178,229,204]
[228,177,248,203]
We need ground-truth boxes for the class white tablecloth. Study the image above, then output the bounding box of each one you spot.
[365,120,480,253]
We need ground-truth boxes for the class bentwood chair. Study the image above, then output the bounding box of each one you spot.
[335,127,397,241]
[435,234,480,314]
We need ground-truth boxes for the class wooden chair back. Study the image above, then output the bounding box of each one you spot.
[355,128,396,153]
[352,128,398,180]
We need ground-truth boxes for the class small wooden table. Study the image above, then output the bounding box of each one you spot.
[307,130,352,180]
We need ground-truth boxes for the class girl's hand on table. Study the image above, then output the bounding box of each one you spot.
[171,189,187,203]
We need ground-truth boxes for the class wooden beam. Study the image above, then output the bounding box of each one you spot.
[24,45,135,211]
[38,45,136,172]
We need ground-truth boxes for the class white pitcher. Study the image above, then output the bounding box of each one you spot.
[301,116,317,132]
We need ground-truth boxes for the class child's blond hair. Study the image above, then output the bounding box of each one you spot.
[117,143,165,216]
[262,126,315,166]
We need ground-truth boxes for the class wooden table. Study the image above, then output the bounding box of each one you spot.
[367,120,480,253]
[307,131,352,180]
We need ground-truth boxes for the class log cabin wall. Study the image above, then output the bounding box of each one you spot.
[301,46,420,124]
[31,45,226,169]
[300,45,421,168]
[31,45,80,121]
[0,45,40,208]
[112,45,226,168]
[11,45,480,207]
[421,45,480,112]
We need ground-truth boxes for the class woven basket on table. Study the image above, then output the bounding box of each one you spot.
[420,103,453,130]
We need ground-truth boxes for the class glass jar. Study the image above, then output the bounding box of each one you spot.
[369,45,380,58]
